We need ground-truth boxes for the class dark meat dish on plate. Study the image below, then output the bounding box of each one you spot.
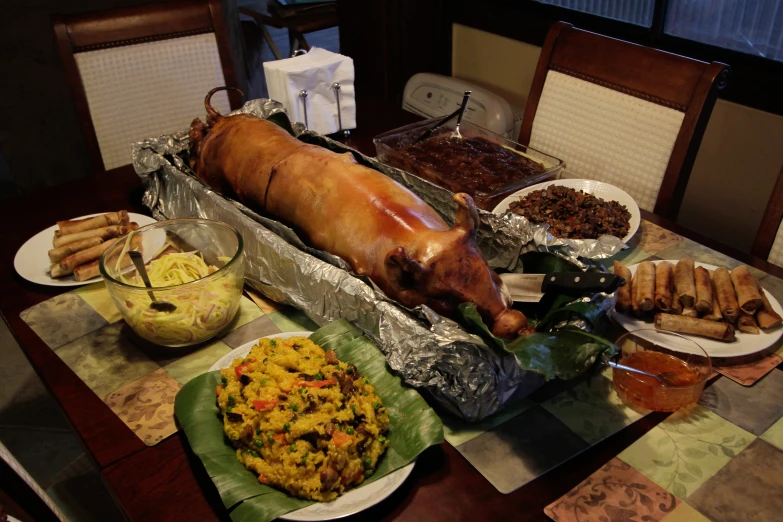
[508,185,631,239]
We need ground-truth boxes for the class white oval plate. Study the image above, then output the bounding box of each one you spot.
[610,260,783,358]
[14,212,158,287]
[492,179,640,244]
[210,331,415,522]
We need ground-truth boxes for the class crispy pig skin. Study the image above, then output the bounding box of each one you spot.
[189,87,531,339]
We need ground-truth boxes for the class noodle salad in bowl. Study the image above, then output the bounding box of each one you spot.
[100,219,244,347]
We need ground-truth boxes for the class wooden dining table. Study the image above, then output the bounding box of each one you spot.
[3,103,783,522]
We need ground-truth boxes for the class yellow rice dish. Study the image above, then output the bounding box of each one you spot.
[216,337,390,501]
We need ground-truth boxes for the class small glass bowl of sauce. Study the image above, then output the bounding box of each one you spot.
[611,330,711,412]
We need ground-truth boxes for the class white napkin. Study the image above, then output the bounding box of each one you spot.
[263,47,356,135]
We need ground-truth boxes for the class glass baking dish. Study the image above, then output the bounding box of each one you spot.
[374,118,564,211]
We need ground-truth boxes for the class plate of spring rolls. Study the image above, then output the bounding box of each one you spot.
[14,211,157,287]
[611,259,783,357]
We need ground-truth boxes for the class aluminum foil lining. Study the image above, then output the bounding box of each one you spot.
[131,98,616,421]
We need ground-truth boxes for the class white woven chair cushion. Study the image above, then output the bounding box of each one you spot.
[75,32,231,170]
[768,222,783,266]
[529,70,685,211]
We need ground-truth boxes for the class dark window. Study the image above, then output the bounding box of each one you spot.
[536,0,783,62]
[536,0,655,27]
[455,0,783,115]
[665,0,783,62]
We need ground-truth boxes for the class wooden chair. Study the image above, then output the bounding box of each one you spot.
[752,163,783,266]
[520,22,729,219]
[53,0,246,175]
[0,442,66,522]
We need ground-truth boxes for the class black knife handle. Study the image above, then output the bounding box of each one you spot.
[540,272,624,295]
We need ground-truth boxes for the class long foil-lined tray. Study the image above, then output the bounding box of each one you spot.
[132,99,621,421]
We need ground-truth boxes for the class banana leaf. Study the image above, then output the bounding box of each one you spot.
[457,252,618,381]
[459,303,616,381]
[175,319,444,522]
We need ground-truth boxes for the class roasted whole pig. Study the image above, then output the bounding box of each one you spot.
[190,87,532,339]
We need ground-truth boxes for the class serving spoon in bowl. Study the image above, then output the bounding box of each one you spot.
[606,360,683,387]
[127,250,177,312]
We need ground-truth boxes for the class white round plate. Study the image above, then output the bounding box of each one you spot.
[210,332,415,521]
[14,212,158,287]
[492,178,640,244]
[610,260,783,358]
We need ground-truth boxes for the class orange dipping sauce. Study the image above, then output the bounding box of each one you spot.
[613,351,705,412]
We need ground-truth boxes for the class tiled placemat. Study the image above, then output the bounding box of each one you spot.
[441,219,783,494]
[20,283,317,446]
[542,225,783,515]
[443,368,652,494]
[546,369,783,521]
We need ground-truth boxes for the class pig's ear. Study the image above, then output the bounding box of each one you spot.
[384,246,427,289]
[452,193,479,239]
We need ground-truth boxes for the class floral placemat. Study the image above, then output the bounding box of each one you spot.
[20,283,317,446]
[713,352,783,386]
[546,369,783,522]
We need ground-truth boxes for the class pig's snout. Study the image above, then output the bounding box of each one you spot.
[492,309,533,339]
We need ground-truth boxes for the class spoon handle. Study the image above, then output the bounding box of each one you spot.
[127,250,156,303]
[455,90,471,128]
[606,360,662,382]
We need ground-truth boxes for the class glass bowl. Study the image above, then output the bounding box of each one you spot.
[612,329,712,412]
[374,118,564,211]
[99,219,244,348]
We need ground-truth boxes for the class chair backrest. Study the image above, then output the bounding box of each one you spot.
[520,22,729,219]
[752,163,783,265]
[54,0,244,173]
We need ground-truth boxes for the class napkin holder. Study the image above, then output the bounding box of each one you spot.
[264,48,356,136]
[297,82,350,137]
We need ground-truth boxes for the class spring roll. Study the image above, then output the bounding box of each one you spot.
[755,285,783,329]
[53,223,138,248]
[681,306,699,318]
[73,260,101,282]
[703,273,723,321]
[694,266,713,313]
[50,262,72,278]
[730,265,763,314]
[631,274,640,317]
[737,312,759,334]
[713,267,739,322]
[654,262,673,312]
[48,237,103,263]
[674,259,697,308]
[614,261,633,313]
[635,261,655,312]
[58,240,114,273]
[670,276,683,315]
[56,211,129,237]
[655,313,736,341]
